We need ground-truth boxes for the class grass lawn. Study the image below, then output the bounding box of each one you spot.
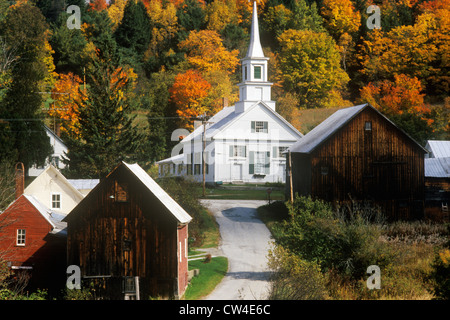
[183,257,228,300]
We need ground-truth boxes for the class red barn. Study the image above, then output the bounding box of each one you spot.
[64,162,192,299]
[0,194,67,294]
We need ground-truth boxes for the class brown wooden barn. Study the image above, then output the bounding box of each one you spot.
[63,162,192,299]
[287,104,427,220]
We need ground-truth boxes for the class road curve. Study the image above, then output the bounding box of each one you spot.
[200,199,273,300]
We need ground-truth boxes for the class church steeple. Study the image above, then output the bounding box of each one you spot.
[235,1,275,113]
[246,0,264,58]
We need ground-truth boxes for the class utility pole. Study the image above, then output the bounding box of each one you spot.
[289,150,294,203]
[201,114,214,197]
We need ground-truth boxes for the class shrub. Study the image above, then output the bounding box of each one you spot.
[267,245,328,300]
[429,248,450,300]
[272,196,394,279]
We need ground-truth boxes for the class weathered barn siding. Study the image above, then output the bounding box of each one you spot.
[65,163,190,299]
[290,105,426,220]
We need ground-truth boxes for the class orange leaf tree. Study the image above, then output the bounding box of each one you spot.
[360,74,438,144]
[169,69,211,129]
[49,72,85,137]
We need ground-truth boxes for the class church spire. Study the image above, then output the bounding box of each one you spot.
[246,1,264,58]
[235,0,275,113]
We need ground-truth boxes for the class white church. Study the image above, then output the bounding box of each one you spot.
[157,1,303,184]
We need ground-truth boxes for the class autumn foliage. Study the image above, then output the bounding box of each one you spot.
[49,72,85,137]
[169,69,211,128]
[360,74,433,126]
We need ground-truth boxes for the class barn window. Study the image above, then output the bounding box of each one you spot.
[16,229,26,246]
[365,121,372,131]
[52,193,61,209]
[321,166,329,176]
[115,181,128,202]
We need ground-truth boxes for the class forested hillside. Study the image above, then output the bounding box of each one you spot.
[0,0,448,178]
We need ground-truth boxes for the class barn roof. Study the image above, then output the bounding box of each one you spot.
[120,162,193,224]
[425,140,450,158]
[425,157,450,178]
[288,103,427,154]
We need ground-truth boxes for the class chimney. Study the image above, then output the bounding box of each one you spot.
[55,122,61,137]
[223,97,229,108]
[15,162,25,200]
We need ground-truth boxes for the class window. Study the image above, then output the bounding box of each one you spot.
[16,229,25,246]
[251,121,268,133]
[244,66,248,81]
[194,164,201,175]
[275,146,288,158]
[249,151,270,175]
[254,66,262,79]
[52,193,61,209]
[230,145,246,158]
[51,156,59,168]
[365,121,372,131]
[115,181,128,202]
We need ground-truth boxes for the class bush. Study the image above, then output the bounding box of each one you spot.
[272,196,394,279]
[429,248,450,300]
[267,245,328,300]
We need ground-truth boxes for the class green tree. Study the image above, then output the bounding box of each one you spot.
[50,12,88,75]
[0,3,53,170]
[114,0,152,57]
[278,29,349,108]
[63,61,145,178]
[176,0,206,41]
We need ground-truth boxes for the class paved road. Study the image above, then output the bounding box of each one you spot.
[200,200,273,300]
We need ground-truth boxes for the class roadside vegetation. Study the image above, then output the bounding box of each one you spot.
[258,196,449,300]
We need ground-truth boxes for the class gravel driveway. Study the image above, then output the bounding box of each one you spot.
[200,200,273,300]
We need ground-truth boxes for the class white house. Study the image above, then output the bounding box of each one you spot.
[24,165,84,215]
[157,1,303,183]
[28,125,68,177]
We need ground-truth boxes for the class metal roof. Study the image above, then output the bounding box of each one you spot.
[122,162,192,224]
[425,157,450,178]
[289,104,367,154]
[425,140,450,158]
[68,179,100,190]
[289,104,427,154]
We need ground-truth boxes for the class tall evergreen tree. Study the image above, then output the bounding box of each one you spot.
[0,4,52,170]
[114,0,152,57]
[63,8,144,178]
[63,59,144,178]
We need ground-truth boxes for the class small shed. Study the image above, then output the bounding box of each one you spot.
[287,104,427,220]
[64,162,192,299]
